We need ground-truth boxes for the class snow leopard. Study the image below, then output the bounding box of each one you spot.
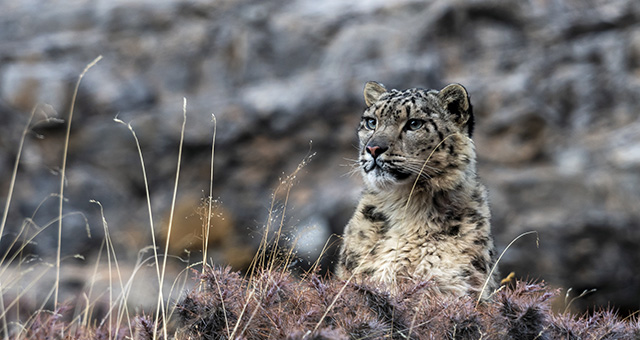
[337,81,498,298]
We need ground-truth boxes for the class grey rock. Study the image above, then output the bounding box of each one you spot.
[1,0,639,316]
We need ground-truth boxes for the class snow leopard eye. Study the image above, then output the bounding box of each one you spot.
[364,118,377,130]
[406,119,424,131]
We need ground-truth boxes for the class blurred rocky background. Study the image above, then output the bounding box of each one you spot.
[1,0,639,316]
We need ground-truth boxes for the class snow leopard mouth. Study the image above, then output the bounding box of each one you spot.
[362,159,411,181]
[362,157,384,173]
[362,159,378,173]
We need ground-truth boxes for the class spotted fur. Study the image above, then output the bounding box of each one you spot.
[337,81,498,299]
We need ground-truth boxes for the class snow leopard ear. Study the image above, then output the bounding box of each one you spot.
[438,83,475,137]
[363,81,388,107]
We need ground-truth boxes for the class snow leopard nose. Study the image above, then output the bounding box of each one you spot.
[366,144,388,158]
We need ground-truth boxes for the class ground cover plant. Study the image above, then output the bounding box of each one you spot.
[174,267,640,339]
[1,58,639,340]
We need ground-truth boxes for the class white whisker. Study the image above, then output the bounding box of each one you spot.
[401,165,433,180]
[403,159,443,174]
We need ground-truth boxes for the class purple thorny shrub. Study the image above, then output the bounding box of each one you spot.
[173,266,640,340]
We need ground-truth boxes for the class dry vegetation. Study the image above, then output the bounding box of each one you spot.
[174,267,640,340]
[1,58,639,339]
